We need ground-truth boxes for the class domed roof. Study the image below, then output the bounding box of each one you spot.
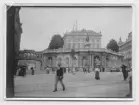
[118,37,124,46]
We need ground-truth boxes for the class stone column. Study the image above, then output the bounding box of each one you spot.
[91,54,94,68]
[89,54,92,67]
[52,56,56,67]
[78,54,80,67]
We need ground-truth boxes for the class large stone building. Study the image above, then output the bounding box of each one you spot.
[118,32,132,68]
[42,29,123,71]
[63,29,101,49]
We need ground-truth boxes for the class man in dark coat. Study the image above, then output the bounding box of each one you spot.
[121,64,128,80]
[31,67,34,75]
[53,64,65,92]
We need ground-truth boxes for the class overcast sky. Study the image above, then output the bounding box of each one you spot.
[19,7,132,51]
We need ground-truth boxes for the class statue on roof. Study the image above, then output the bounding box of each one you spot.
[118,37,123,46]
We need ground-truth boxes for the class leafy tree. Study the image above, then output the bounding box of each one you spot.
[107,39,119,52]
[48,34,64,49]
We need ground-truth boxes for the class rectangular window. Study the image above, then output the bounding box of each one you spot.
[68,43,70,49]
[78,43,80,49]
[75,43,77,49]
[97,44,99,48]
[94,43,96,48]
[82,43,84,48]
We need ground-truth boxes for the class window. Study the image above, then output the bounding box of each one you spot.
[80,43,82,48]
[92,43,94,48]
[75,43,77,49]
[94,44,96,48]
[78,43,80,49]
[97,44,99,48]
[68,43,70,49]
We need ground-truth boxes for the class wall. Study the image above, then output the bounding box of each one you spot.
[42,51,122,71]
[18,60,43,74]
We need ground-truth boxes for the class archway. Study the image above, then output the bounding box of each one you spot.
[48,57,53,67]
[82,56,88,67]
[57,57,62,66]
[94,55,101,68]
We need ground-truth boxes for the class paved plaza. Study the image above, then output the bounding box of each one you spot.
[14,72,130,98]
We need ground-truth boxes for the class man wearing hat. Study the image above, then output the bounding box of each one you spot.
[53,63,65,92]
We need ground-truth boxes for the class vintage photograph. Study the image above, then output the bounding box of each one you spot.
[6,5,132,99]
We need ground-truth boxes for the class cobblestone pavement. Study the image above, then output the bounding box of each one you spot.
[14,72,130,98]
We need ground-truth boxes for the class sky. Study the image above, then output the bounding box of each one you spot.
[19,7,132,51]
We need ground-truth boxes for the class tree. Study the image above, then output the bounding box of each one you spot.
[48,34,64,49]
[107,39,119,52]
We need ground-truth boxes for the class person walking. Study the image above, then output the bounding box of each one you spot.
[95,67,100,80]
[53,64,65,92]
[103,67,105,72]
[31,67,35,75]
[45,66,49,74]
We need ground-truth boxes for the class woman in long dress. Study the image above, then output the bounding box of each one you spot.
[95,67,100,80]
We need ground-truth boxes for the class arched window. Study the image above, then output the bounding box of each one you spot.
[94,55,100,67]
[57,57,62,65]
[82,56,87,66]
[65,57,69,67]
[48,57,53,66]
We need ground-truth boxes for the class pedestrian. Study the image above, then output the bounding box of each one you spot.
[126,70,132,97]
[45,66,50,74]
[21,66,26,77]
[66,67,68,73]
[95,67,100,80]
[83,67,87,73]
[31,67,35,75]
[16,66,21,76]
[103,67,105,72]
[121,64,128,80]
[53,63,65,92]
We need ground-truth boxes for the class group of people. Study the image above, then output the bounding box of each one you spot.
[16,66,35,76]
[52,64,102,92]
[52,63,131,92]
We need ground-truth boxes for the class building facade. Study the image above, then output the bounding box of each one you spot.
[42,29,123,71]
[118,32,132,68]
[63,29,101,49]
[17,50,44,74]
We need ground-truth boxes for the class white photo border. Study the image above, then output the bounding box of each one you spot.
[3,2,135,101]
